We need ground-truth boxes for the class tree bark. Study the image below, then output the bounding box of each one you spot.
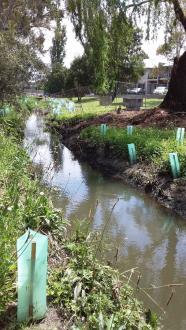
[160,51,186,112]
[161,0,186,112]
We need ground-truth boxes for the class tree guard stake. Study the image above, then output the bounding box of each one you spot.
[169,152,180,179]
[17,229,48,322]
[128,143,137,164]
[127,125,134,135]
[29,242,36,318]
[176,127,185,144]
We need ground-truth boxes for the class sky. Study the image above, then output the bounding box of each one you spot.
[43,17,169,69]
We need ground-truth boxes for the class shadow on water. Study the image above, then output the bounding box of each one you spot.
[24,114,186,330]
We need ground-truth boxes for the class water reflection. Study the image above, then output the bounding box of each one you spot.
[24,114,186,330]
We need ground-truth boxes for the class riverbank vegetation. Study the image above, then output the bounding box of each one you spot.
[0,109,158,329]
[80,126,186,176]
[0,110,65,322]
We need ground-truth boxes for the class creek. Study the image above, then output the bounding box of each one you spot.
[24,114,186,330]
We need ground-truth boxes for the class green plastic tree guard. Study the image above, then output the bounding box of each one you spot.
[128,143,137,164]
[169,152,180,179]
[100,124,107,135]
[176,128,185,144]
[17,229,48,322]
[127,125,133,135]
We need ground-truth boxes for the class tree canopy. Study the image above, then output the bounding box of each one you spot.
[51,19,67,66]
[45,11,67,95]
[0,0,61,102]
[66,0,146,94]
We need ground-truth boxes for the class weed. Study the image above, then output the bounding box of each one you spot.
[80,126,186,176]
[48,232,158,329]
[0,131,65,315]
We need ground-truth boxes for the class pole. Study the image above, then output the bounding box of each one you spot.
[29,242,36,318]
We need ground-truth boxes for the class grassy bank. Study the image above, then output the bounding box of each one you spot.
[80,126,186,176]
[0,109,158,329]
[48,96,162,126]
[0,115,65,320]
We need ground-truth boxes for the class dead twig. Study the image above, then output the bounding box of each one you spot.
[166,289,175,306]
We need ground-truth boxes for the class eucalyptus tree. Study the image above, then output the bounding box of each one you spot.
[66,0,145,94]
[0,0,61,102]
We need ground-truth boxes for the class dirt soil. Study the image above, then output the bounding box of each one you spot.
[49,108,186,220]
[49,109,186,138]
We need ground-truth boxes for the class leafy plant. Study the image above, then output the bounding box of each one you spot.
[48,232,158,329]
[80,126,186,176]
[0,129,66,315]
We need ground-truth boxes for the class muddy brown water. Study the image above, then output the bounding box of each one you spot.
[24,114,186,330]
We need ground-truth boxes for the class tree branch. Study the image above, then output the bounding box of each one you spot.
[125,0,150,10]
[171,0,186,32]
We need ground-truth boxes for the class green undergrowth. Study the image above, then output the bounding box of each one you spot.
[0,96,40,137]
[48,229,158,329]
[80,126,186,175]
[57,111,100,124]
[0,109,158,329]
[0,128,65,319]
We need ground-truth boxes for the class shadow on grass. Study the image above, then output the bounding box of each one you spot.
[75,97,98,104]
[112,102,123,106]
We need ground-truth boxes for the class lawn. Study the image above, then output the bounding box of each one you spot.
[48,96,162,123]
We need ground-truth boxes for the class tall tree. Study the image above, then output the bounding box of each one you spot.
[45,14,67,94]
[119,0,186,112]
[67,0,186,111]
[66,0,145,94]
[0,0,60,102]
[51,19,66,65]
[45,64,67,94]
[65,54,94,90]
[107,11,145,88]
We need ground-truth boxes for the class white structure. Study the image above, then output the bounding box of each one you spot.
[138,63,172,94]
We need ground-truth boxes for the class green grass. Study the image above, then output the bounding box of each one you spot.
[80,126,186,175]
[47,96,162,125]
[49,96,117,124]
[0,106,65,319]
[142,98,162,109]
[0,131,65,316]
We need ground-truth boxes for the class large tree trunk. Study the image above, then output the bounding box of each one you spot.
[161,51,186,112]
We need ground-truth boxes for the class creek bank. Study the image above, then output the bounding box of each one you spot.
[47,108,186,138]
[60,133,186,220]
[47,108,186,219]
[1,111,158,329]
